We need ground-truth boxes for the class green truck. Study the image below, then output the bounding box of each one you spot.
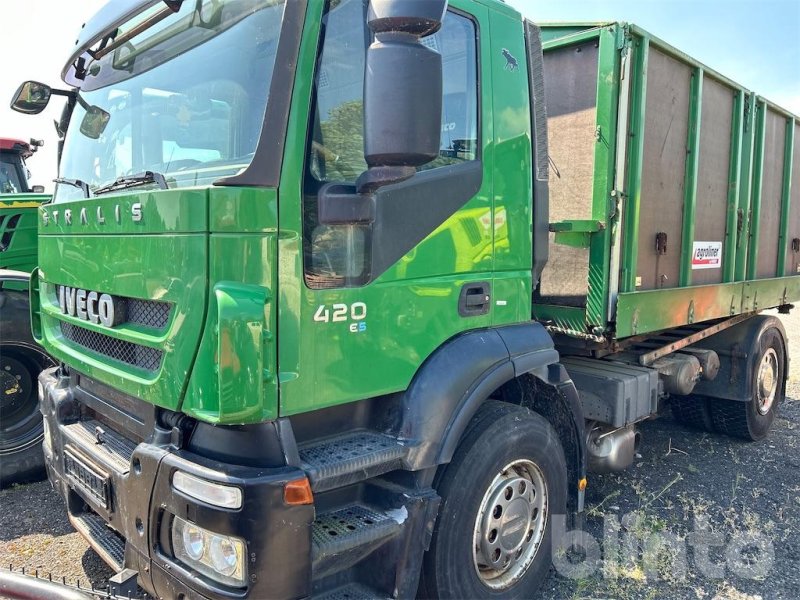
[0,138,52,486]
[7,0,799,598]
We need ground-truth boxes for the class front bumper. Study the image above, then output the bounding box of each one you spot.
[39,367,314,600]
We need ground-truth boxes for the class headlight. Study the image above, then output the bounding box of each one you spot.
[171,516,246,587]
[182,523,205,561]
[210,536,239,576]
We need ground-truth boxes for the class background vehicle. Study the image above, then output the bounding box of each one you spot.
[0,138,53,486]
[9,1,799,599]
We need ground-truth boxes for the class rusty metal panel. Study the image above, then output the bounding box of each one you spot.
[693,78,734,285]
[538,41,598,306]
[637,49,691,291]
[788,122,800,276]
[756,109,786,278]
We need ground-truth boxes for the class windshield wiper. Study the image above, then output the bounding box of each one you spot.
[54,177,91,198]
[93,171,168,196]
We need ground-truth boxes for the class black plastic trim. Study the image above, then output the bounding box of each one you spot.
[400,322,561,469]
[39,367,313,600]
[693,315,789,402]
[371,161,483,278]
[215,0,308,188]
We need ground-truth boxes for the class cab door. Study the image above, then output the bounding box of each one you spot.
[276,0,499,415]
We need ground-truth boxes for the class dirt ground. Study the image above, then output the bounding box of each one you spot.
[1,312,798,599]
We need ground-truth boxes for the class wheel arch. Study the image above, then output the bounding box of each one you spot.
[399,323,586,512]
[693,314,789,402]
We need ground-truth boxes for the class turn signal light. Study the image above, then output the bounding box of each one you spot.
[284,478,313,505]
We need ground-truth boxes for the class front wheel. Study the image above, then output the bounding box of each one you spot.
[420,401,567,599]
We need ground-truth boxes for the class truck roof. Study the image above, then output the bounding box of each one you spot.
[0,138,33,158]
[63,0,161,82]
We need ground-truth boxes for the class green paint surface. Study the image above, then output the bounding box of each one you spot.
[0,194,50,273]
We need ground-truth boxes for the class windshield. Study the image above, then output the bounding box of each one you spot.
[55,0,287,202]
[0,153,25,194]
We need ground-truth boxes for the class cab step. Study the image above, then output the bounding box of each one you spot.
[313,583,388,600]
[299,431,407,492]
[69,511,125,571]
[312,503,405,580]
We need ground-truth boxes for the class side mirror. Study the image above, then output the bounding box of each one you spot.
[79,105,111,139]
[10,81,52,114]
[31,185,46,194]
[358,0,447,193]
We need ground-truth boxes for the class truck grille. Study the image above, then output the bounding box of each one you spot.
[60,322,163,372]
[126,298,171,329]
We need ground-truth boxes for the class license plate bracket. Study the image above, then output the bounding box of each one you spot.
[64,446,111,510]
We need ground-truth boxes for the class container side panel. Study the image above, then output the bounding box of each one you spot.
[789,122,800,275]
[756,109,786,278]
[538,41,598,307]
[637,49,691,290]
[693,77,734,285]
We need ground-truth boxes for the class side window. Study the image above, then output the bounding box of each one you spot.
[308,1,479,182]
[303,0,479,289]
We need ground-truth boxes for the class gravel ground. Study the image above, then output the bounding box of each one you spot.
[1,312,798,599]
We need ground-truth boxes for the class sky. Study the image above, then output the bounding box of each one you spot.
[1,0,798,191]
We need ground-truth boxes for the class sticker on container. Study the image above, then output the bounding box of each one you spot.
[692,241,723,270]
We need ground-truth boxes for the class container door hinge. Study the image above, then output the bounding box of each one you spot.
[609,190,624,221]
[655,232,668,255]
[743,96,752,133]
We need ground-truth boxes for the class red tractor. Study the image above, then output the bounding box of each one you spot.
[0,138,45,195]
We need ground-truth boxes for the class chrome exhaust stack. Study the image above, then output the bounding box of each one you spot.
[586,424,641,474]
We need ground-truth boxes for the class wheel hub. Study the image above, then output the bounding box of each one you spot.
[473,459,547,590]
[756,348,778,415]
[1,360,28,420]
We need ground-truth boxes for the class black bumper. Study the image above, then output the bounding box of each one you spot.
[39,367,314,600]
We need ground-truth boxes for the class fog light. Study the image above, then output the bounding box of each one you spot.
[173,471,242,509]
[171,516,245,587]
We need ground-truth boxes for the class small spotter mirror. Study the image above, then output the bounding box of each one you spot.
[79,105,111,139]
[10,81,52,114]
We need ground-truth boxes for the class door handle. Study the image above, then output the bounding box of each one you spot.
[459,282,491,317]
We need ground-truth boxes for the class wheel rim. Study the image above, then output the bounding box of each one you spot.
[756,348,779,415]
[472,459,548,590]
[0,355,40,451]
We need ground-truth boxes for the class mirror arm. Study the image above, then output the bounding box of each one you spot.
[50,88,76,99]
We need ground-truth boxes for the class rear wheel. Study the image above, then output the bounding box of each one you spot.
[709,323,786,441]
[420,401,567,599]
[670,395,714,431]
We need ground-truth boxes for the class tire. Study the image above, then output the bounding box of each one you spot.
[709,322,786,441]
[0,348,49,487]
[0,286,51,487]
[420,401,567,599]
[670,395,714,432]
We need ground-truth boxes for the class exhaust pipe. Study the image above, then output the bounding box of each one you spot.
[586,424,641,474]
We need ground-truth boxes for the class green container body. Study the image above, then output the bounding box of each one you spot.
[535,22,800,339]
